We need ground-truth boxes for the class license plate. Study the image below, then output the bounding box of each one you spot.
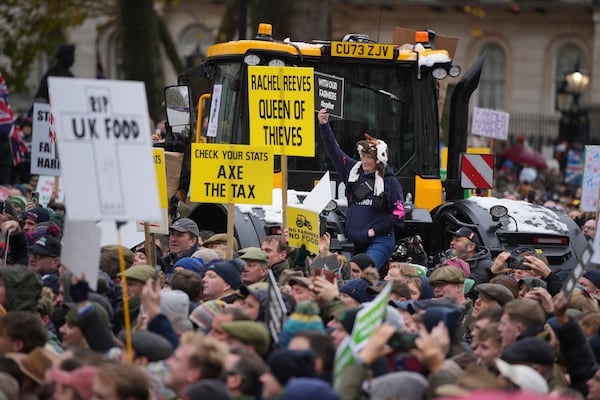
[331,42,394,59]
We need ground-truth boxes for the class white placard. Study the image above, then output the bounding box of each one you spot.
[61,219,101,291]
[302,171,333,212]
[48,77,160,221]
[471,107,510,140]
[35,176,65,207]
[206,84,222,137]
[31,103,60,176]
[581,145,600,213]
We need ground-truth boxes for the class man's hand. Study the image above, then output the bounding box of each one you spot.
[522,255,552,279]
[525,287,554,314]
[317,109,329,125]
[141,279,162,321]
[311,275,339,302]
[318,232,332,256]
[553,291,569,325]
[411,322,449,373]
[357,322,396,365]
[490,251,511,275]
[0,221,21,236]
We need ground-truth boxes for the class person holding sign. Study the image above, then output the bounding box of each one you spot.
[317,109,404,270]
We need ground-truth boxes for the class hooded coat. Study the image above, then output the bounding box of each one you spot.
[0,265,42,312]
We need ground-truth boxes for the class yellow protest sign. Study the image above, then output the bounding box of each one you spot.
[153,148,168,209]
[248,66,315,157]
[287,206,319,254]
[190,143,273,204]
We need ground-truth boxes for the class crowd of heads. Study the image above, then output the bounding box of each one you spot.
[0,182,600,400]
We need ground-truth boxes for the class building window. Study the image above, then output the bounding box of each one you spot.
[554,44,586,111]
[478,43,506,109]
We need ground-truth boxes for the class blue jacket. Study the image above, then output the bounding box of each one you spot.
[319,123,404,244]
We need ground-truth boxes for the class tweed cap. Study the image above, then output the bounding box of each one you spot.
[204,233,239,252]
[221,320,271,356]
[239,248,268,263]
[476,283,515,307]
[428,266,465,285]
[119,265,156,283]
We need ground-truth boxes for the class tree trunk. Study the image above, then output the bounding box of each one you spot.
[157,15,185,75]
[116,0,165,120]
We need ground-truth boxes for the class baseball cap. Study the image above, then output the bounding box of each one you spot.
[448,227,479,245]
[169,218,199,237]
[29,236,61,257]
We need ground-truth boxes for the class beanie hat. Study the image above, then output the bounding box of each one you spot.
[284,378,341,400]
[339,279,375,304]
[584,270,600,290]
[189,300,227,333]
[160,289,190,322]
[118,330,173,362]
[48,366,96,400]
[65,302,110,328]
[349,253,375,271]
[208,261,242,290]
[267,349,317,386]
[25,207,50,224]
[279,301,325,348]
[7,196,26,212]
[441,257,470,278]
[174,257,206,275]
[337,307,362,335]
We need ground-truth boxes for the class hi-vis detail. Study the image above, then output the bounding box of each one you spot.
[331,42,394,59]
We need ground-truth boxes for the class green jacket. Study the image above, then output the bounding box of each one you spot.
[0,265,42,312]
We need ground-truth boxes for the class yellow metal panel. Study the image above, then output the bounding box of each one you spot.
[415,175,442,211]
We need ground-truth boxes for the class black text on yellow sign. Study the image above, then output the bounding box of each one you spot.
[248,66,315,157]
[331,42,395,60]
[190,143,273,205]
[287,206,319,254]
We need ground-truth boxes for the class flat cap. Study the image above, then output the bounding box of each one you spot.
[221,320,271,356]
[501,337,555,366]
[119,265,156,283]
[288,276,312,288]
[476,283,514,307]
[119,330,173,362]
[428,266,465,285]
[239,248,268,263]
[204,233,239,252]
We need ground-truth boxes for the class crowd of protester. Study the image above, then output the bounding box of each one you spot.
[0,177,598,400]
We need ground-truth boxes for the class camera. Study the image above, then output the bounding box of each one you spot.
[387,331,418,351]
[508,255,530,270]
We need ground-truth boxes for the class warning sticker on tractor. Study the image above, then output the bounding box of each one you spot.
[248,66,315,157]
[190,143,273,204]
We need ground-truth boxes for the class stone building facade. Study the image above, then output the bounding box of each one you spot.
[24,1,600,152]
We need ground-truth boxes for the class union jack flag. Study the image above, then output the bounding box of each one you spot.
[0,73,28,166]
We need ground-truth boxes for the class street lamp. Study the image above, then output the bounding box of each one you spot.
[557,61,590,146]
